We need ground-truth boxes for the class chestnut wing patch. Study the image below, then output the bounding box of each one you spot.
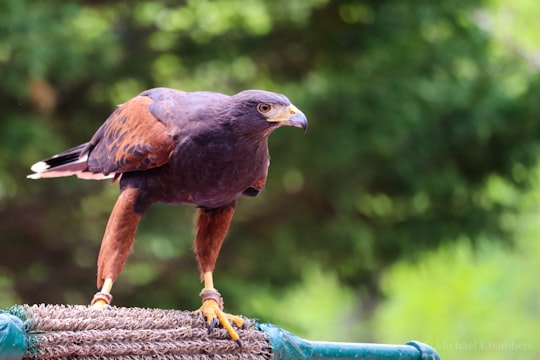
[87,96,175,175]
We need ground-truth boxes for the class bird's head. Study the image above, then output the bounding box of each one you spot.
[229,90,308,135]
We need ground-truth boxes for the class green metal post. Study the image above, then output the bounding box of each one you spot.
[259,323,440,360]
[0,313,27,360]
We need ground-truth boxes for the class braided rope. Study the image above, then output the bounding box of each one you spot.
[14,304,271,360]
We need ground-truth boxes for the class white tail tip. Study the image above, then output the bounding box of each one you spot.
[30,161,50,173]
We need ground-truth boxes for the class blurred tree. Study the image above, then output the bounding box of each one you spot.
[0,0,539,341]
[373,170,540,359]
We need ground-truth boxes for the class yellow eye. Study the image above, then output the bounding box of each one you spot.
[257,103,272,114]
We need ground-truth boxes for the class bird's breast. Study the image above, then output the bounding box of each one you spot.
[127,137,270,209]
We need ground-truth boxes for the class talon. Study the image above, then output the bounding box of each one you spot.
[208,317,218,334]
[198,288,244,342]
[236,339,242,348]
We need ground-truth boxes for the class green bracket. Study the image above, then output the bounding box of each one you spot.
[259,323,440,360]
[0,313,27,360]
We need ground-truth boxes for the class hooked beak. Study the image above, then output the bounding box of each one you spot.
[267,104,308,133]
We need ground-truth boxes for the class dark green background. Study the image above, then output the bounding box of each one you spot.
[0,1,538,357]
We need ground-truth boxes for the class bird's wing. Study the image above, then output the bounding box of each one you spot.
[86,95,176,175]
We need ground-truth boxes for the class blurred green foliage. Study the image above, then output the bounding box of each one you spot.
[1,0,539,355]
[374,168,540,359]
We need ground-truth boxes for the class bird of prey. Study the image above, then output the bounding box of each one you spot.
[28,87,307,343]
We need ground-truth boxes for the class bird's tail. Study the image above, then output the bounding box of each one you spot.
[27,143,113,180]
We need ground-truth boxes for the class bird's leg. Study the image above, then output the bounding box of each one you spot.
[90,187,143,308]
[199,271,244,334]
[91,278,114,308]
[194,206,244,343]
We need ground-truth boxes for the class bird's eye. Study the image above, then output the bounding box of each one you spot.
[257,103,272,114]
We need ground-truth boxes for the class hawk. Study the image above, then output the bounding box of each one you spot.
[28,87,308,343]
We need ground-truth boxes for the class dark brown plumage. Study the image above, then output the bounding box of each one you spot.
[28,87,307,343]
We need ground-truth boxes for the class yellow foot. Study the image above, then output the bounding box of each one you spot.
[198,289,244,345]
[90,292,113,309]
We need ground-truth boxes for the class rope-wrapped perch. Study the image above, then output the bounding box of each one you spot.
[0,304,440,360]
[3,304,268,360]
